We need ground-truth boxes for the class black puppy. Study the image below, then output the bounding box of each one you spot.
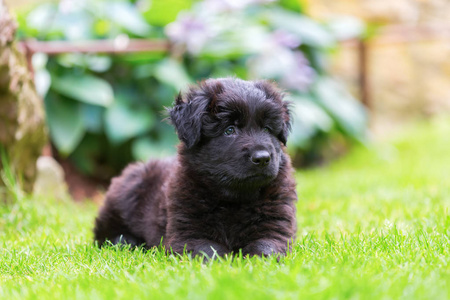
[94,78,297,257]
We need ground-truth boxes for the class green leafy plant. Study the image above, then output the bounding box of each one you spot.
[17,0,367,178]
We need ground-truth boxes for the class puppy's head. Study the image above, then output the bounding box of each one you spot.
[169,78,292,192]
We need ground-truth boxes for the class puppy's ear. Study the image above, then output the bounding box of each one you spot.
[203,79,224,114]
[278,101,292,146]
[169,92,205,149]
[169,80,224,149]
[255,80,292,146]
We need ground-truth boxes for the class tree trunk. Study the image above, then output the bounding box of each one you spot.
[0,0,47,194]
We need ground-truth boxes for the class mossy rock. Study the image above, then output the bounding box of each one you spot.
[0,2,47,193]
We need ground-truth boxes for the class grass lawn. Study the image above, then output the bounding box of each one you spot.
[1,118,449,299]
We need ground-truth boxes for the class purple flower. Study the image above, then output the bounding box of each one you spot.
[271,30,301,49]
[280,51,315,92]
[204,0,276,13]
[249,37,315,92]
[165,13,213,54]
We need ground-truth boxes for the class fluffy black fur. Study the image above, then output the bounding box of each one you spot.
[94,78,297,257]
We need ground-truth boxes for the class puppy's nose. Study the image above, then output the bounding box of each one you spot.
[251,150,271,166]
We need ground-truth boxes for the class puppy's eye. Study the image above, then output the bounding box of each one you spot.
[263,127,271,133]
[224,126,236,136]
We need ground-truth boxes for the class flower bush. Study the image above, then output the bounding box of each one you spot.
[17,0,368,178]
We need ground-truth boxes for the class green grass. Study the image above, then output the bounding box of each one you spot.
[1,118,450,299]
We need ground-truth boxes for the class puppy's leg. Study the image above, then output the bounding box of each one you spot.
[93,163,149,248]
[94,203,144,248]
[94,161,172,248]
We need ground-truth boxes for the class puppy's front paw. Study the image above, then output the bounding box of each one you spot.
[242,239,282,257]
[111,233,144,248]
[194,242,229,259]
[172,239,230,259]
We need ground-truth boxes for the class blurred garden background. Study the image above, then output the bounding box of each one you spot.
[4,0,371,199]
[1,1,450,299]
[2,0,449,199]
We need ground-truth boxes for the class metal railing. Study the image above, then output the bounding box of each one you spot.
[19,24,449,110]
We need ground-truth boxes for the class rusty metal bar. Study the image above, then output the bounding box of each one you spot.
[357,39,370,109]
[375,24,450,45]
[341,24,450,47]
[19,38,172,76]
[19,39,171,55]
[21,22,448,111]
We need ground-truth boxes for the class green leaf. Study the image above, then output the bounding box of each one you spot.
[45,95,85,156]
[57,12,94,41]
[51,74,114,107]
[106,2,152,36]
[201,26,268,58]
[34,69,51,98]
[144,0,193,26]
[33,52,51,97]
[26,3,58,32]
[67,135,102,175]
[81,104,104,133]
[154,58,192,91]
[85,55,112,72]
[279,0,305,13]
[104,96,156,144]
[55,53,85,68]
[313,77,368,141]
[287,95,334,148]
[133,63,156,79]
[120,52,166,65]
[265,8,335,48]
[132,135,177,161]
